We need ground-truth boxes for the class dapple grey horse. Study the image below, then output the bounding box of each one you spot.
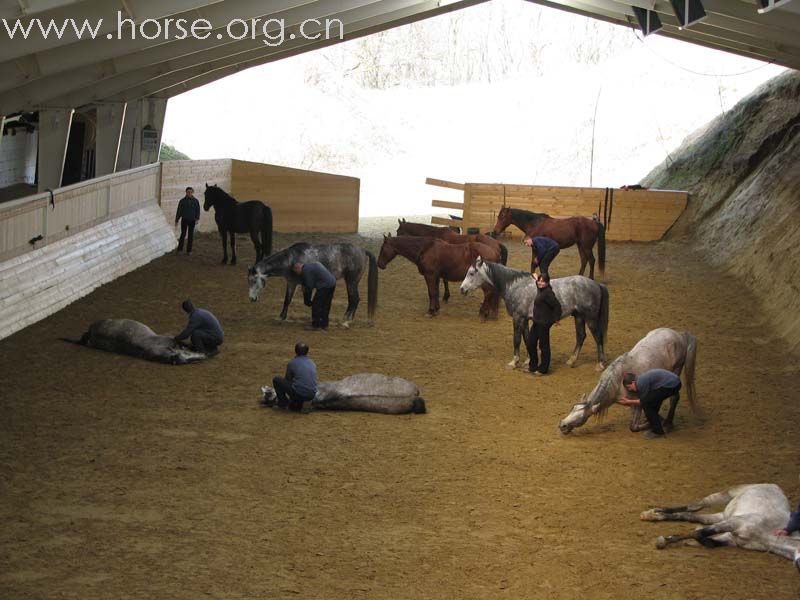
[558,327,698,434]
[642,483,800,571]
[261,373,426,414]
[460,257,609,369]
[63,319,207,365]
[248,242,378,326]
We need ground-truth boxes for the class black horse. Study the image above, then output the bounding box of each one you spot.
[203,184,273,265]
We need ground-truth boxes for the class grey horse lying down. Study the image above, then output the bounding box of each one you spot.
[261,373,426,414]
[64,319,207,365]
[642,483,800,571]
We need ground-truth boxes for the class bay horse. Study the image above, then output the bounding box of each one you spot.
[460,257,609,369]
[492,207,605,279]
[203,184,273,265]
[248,242,378,326]
[396,219,508,265]
[558,327,698,434]
[377,234,500,319]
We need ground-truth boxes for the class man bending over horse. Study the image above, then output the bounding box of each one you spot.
[619,369,682,439]
[174,299,224,356]
[293,262,336,330]
[523,235,560,277]
[268,342,317,413]
[174,186,200,254]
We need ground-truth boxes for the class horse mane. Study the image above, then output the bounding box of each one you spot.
[206,185,237,205]
[510,207,550,221]
[588,355,627,416]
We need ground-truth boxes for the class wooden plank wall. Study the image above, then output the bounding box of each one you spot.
[159,159,232,233]
[462,183,687,242]
[230,160,359,233]
[0,203,176,341]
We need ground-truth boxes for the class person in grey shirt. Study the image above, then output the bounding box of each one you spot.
[619,369,682,439]
[293,261,336,330]
[174,299,224,356]
[270,342,317,413]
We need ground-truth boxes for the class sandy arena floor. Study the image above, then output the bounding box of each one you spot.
[1,226,799,599]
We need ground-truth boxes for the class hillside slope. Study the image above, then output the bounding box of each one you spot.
[642,70,800,351]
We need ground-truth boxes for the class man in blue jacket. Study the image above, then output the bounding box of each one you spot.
[523,235,560,277]
[293,261,336,330]
[619,369,682,439]
[270,342,317,413]
[175,186,200,254]
[174,299,224,356]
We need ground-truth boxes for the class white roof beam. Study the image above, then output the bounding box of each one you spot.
[0,0,83,19]
[0,0,400,113]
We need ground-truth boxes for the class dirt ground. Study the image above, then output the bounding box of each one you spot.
[1,227,799,599]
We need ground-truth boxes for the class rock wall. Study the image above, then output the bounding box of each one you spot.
[642,70,800,351]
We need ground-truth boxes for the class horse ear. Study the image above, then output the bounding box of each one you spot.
[205,182,208,189]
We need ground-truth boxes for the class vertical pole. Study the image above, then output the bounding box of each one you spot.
[37,107,74,193]
[589,86,602,188]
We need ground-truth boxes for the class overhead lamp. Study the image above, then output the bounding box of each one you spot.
[757,0,794,13]
[632,6,663,35]
[669,0,706,28]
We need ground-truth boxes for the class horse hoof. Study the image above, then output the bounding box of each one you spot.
[566,359,576,368]
[640,509,665,522]
[595,363,605,372]
[341,321,351,329]
[655,536,668,550]
[506,361,518,370]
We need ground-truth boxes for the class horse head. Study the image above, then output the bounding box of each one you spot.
[203,183,218,211]
[377,234,396,269]
[248,265,267,302]
[493,206,511,235]
[396,220,411,236]
[260,385,277,407]
[460,256,491,296]
[558,394,595,434]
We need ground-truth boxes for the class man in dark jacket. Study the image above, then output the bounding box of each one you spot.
[174,299,224,356]
[270,342,317,413]
[619,369,682,439]
[527,273,561,376]
[293,262,336,330]
[523,235,560,277]
[175,186,200,254]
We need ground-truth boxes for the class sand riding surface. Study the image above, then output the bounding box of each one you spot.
[1,230,798,599]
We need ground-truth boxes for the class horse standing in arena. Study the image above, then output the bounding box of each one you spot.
[396,219,509,265]
[460,257,609,369]
[377,234,501,319]
[492,206,605,279]
[641,483,800,571]
[248,242,378,326]
[203,184,273,265]
[558,327,698,434]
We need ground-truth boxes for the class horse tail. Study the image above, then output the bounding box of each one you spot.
[366,250,379,321]
[684,332,699,414]
[262,205,273,256]
[599,283,610,347]
[60,332,89,346]
[596,219,606,277]
[498,242,508,266]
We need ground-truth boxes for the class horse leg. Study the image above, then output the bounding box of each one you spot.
[424,273,439,316]
[629,407,650,432]
[641,489,734,519]
[220,229,228,264]
[587,319,607,371]
[641,510,725,525]
[578,246,588,277]
[508,317,525,369]
[521,318,531,368]
[343,276,360,326]
[586,245,596,280]
[250,229,262,262]
[654,517,747,550]
[230,232,237,265]
[566,317,586,367]
[443,280,451,303]
[279,282,298,321]
[662,395,680,431]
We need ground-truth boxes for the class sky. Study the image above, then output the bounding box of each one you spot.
[161,0,787,217]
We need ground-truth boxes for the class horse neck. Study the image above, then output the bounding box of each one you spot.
[511,208,547,228]
[589,357,625,408]
[212,192,237,209]
[391,237,432,262]
[486,261,528,295]
[256,247,291,274]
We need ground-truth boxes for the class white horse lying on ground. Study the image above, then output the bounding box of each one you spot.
[642,483,800,571]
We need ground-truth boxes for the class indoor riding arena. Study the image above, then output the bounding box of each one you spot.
[2,1,800,599]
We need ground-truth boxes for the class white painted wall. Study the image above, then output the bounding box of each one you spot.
[0,130,37,187]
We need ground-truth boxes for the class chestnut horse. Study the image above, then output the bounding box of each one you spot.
[492,207,605,279]
[396,219,508,266]
[377,234,500,319]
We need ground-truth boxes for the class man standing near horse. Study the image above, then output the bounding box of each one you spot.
[293,262,336,330]
[527,273,561,376]
[523,235,560,277]
[619,369,682,439]
[175,186,200,254]
[268,342,317,413]
[174,299,224,356]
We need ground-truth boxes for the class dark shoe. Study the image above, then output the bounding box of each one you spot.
[205,348,219,358]
[644,431,665,440]
[300,401,313,414]
[531,370,547,377]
